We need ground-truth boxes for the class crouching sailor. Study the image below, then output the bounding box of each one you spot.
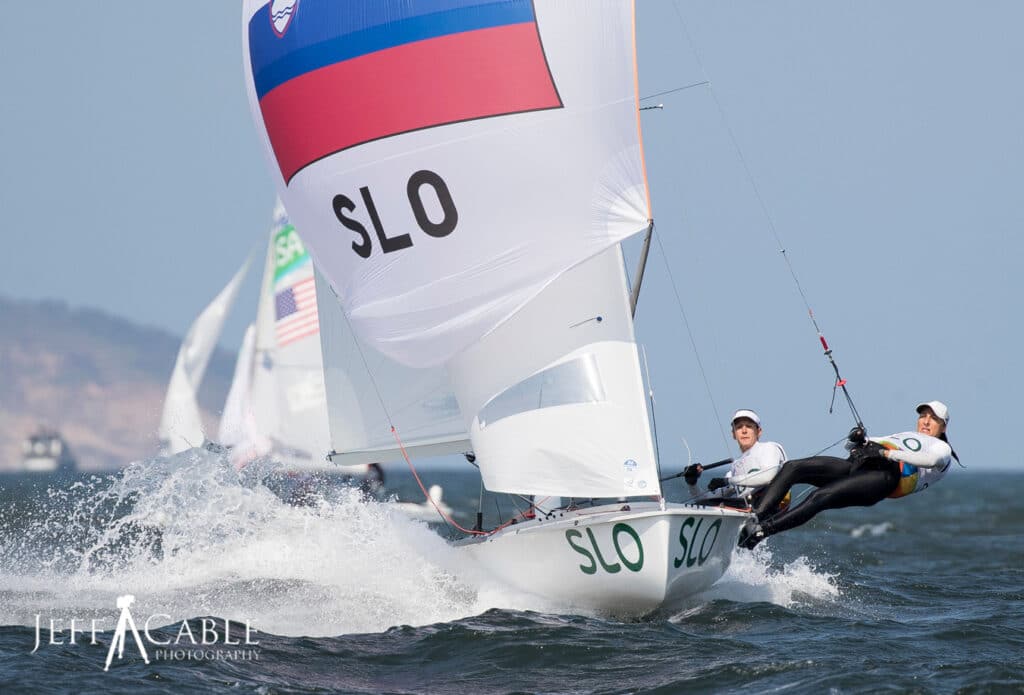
[738,401,958,549]
[684,409,789,508]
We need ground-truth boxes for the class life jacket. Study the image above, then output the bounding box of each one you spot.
[878,440,919,499]
[887,461,920,498]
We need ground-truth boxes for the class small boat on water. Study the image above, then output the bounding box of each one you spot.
[20,426,77,473]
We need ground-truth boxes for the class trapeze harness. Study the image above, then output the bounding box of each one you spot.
[871,432,954,498]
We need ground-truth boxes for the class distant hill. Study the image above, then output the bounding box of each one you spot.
[0,295,235,471]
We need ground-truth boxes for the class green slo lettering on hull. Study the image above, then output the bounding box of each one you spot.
[564,523,645,575]
[698,519,721,564]
[585,527,621,573]
[674,517,723,568]
[565,529,598,575]
[611,523,643,572]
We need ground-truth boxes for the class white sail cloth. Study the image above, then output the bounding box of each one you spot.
[243,0,651,368]
[218,322,259,448]
[225,201,335,470]
[159,258,249,455]
[243,1,659,497]
[448,246,659,498]
[315,268,470,466]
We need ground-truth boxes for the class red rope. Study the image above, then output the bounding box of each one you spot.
[390,426,489,535]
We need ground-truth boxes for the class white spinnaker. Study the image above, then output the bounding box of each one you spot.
[218,322,258,448]
[447,246,659,499]
[243,1,651,368]
[159,258,249,455]
[315,268,470,466]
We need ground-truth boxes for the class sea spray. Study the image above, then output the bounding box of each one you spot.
[688,545,841,609]
[0,448,486,635]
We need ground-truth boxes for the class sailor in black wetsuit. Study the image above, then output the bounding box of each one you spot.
[738,401,957,549]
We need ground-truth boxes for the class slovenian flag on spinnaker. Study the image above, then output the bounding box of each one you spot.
[247,0,562,183]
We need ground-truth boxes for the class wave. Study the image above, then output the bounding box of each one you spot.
[0,449,502,636]
[684,545,841,610]
[850,521,893,538]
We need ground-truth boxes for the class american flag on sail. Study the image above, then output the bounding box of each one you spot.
[274,276,319,347]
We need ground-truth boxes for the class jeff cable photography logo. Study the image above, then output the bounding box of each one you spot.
[32,595,260,670]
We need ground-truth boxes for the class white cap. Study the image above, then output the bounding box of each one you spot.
[731,409,761,427]
[916,400,950,425]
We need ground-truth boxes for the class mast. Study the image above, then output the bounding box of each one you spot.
[629,221,654,317]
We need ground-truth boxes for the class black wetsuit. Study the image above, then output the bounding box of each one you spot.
[752,454,900,536]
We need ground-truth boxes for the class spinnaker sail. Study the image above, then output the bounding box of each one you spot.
[244,1,657,498]
[243,0,651,369]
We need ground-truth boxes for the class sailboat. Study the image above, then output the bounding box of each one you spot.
[242,0,749,615]
[159,259,249,455]
[219,202,410,503]
[233,199,336,472]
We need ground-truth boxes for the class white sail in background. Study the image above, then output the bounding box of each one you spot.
[247,211,282,448]
[159,258,249,455]
[236,201,333,469]
[243,1,651,368]
[218,322,259,448]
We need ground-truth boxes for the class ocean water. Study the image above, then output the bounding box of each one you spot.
[0,452,1021,694]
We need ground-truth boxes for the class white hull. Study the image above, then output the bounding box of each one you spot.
[457,502,749,617]
[20,456,69,474]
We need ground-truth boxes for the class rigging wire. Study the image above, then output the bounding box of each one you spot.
[640,80,710,101]
[653,232,731,453]
[320,277,470,522]
[669,0,865,430]
[640,345,662,472]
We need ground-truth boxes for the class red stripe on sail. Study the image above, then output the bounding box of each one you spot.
[259,22,561,183]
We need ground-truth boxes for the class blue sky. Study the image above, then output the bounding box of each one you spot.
[1,2,1018,471]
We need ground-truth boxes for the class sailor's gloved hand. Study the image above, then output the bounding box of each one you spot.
[707,477,729,492]
[847,426,867,446]
[849,441,887,468]
[683,464,703,486]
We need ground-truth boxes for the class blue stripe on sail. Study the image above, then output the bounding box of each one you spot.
[249,0,537,100]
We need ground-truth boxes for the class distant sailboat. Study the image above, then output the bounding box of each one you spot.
[158,259,249,455]
[243,0,749,615]
[219,200,339,474]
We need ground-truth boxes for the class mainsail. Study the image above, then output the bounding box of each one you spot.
[243,201,333,467]
[244,1,659,497]
[159,258,249,455]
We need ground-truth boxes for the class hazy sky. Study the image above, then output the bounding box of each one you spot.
[1,2,1019,471]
